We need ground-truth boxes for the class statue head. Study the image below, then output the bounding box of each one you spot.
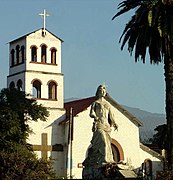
[95,84,107,98]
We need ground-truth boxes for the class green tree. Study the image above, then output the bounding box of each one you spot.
[112,0,173,169]
[0,88,55,179]
[149,124,167,149]
[0,144,55,180]
[0,88,49,148]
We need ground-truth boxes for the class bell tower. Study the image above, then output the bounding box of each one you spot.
[7,10,66,176]
[7,10,64,109]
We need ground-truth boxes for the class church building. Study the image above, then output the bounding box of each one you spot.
[7,11,164,179]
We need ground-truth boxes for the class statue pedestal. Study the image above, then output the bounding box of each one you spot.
[82,163,138,179]
[82,165,104,179]
[82,163,119,179]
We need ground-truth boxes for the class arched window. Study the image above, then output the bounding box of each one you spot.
[17,79,23,91]
[48,81,57,99]
[21,46,25,63]
[111,139,124,162]
[9,81,15,89]
[51,48,57,64]
[111,144,120,162]
[32,79,42,98]
[143,159,152,179]
[16,45,20,64]
[41,44,47,63]
[11,49,15,66]
[31,46,37,62]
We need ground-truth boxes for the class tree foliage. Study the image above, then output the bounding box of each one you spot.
[0,88,49,148]
[0,144,55,180]
[149,124,167,149]
[0,88,55,179]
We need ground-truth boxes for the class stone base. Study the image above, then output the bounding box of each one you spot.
[82,163,139,179]
[82,163,119,179]
[82,165,103,179]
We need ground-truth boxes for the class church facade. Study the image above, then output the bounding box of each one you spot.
[7,27,164,179]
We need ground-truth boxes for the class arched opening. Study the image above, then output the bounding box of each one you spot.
[143,159,152,179]
[21,45,25,63]
[32,79,42,98]
[31,46,37,62]
[111,139,124,162]
[11,49,15,66]
[111,144,120,162]
[16,45,20,64]
[17,79,23,91]
[41,44,47,63]
[51,48,57,64]
[9,81,15,89]
[48,81,57,99]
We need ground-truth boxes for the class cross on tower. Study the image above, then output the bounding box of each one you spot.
[39,9,50,36]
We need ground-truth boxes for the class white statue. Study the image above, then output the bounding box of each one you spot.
[83,85,118,167]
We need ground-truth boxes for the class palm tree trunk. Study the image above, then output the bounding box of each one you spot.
[164,41,173,170]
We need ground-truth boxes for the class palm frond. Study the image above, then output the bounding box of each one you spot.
[112,0,145,20]
[128,28,138,55]
[119,15,135,43]
[134,27,149,63]
[149,27,162,63]
[167,7,173,44]
[118,2,151,63]
[120,29,132,51]
[148,10,153,26]
[113,0,172,65]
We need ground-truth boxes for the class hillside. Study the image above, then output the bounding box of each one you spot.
[123,106,166,142]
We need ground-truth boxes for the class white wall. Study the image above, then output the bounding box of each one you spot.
[26,29,62,73]
[111,106,141,168]
[66,100,163,179]
[139,144,164,178]
[28,108,66,177]
[25,71,64,108]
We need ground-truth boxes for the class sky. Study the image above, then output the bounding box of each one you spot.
[0,0,165,113]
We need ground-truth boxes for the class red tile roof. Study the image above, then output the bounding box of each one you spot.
[61,95,142,127]
[63,96,96,124]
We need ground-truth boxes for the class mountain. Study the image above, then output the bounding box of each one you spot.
[123,105,166,142]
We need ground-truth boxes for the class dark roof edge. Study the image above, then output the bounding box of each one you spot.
[140,143,164,160]
[64,96,95,105]
[8,28,64,44]
[63,94,142,127]
[59,96,95,125]
[105,94,143,127]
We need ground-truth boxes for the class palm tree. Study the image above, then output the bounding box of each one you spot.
[112,0,173,169]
